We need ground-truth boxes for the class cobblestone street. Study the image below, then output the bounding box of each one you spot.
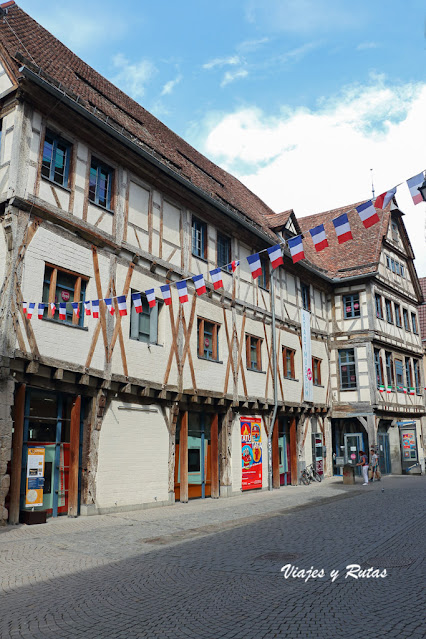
[1,476,425,639]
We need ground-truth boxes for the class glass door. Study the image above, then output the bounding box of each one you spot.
[377,432,391,474]
[344,433,364,476]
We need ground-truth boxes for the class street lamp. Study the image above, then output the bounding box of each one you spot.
[418,176,426,202]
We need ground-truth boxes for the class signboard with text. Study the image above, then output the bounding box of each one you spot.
[25,447,45,507]
[240,417,262,491]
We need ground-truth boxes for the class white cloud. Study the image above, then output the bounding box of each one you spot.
[161,75,183,96]
[203,56,241,70]
[237,38,270,53]
[200,78,426,276]
[278,41,320,65]
[111,53,156,100]
[220,69,249,87]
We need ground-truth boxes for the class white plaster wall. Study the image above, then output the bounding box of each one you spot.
[96,401,169,508]
[0,63,13,97]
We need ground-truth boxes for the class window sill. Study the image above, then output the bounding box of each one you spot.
[340,387,357,391]
[129,337,163,347]
[284,376,298,382]
[247,368,266,374]
[41,317,88,331]
[258,285,270,293]
[88,199,114,215]
[313,383,324,388]
[197,355,223,364]
[41,175,71,193]
[191,253,208,263]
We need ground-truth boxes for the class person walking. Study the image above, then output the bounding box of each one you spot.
[356,450,369,485]
[370,448,379,482]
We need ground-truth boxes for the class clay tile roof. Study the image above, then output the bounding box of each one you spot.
[298,201,390,279]
[264,210,294,230]
[0,3,278,240]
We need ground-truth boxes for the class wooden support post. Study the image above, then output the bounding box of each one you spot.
[9,384,25,525]
[68,395,81,517]
[289,416,298,486]
[272,417,280,489]
[179,410,188,503]
[210,413,219,499]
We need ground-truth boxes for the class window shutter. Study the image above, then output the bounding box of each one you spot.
[149,304,158,344]
[130,301,139,340]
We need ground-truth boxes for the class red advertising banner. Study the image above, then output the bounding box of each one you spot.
[241,417,262,491]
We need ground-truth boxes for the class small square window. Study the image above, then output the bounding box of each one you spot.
[42,130,72,187]
[343,293,361,319]
[42,264,87,327]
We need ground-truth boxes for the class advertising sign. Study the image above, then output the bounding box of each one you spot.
[240,417,262,491]
[25,447,45,507]
[301,309,313,402]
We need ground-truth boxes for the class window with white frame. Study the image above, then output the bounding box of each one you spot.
[130,292,161,343]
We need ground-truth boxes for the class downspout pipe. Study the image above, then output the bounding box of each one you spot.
[268,266,279,491]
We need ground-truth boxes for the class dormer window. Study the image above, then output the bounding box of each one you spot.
[391,220,399,243]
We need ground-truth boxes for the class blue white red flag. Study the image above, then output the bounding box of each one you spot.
[117,295,127,316]
[193,274,207,296]
[287,235,305,263]
[267,244,284,269]
[145,289,156,308]
[160,285,172,306]
[104,298,115,316]
[407,172,424,205]
[92,300,99,318]
[176,280,188,303]
[59,303,66,320]
[22,302,27,314]
[210,268,223,290]
[38,303,45,319]
[356,200,380,229]
[247,253,262,279]
[375,187,396,210]
[84,301,91,316]
[50,302,56,315]
[131,293,142,313]
[71,302,80,318]
[332,213,353,244]
[227,260,239,273]
[26,303,35,319]
[309,224,328,252]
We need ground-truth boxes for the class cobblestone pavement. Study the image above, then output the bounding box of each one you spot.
[0,476,425,639]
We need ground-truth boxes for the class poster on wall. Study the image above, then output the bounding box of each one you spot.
[241,417,262,491]
[25,447,45,507]
[301,309,313,402]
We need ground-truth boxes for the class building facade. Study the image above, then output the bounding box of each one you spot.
[0,3,424,525]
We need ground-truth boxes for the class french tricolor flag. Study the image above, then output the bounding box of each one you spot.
[210,268,223,290]
[287,235,305,263]
[247,253,262,279]
[160,285,172,306]
[50,302,56,315]
[332,213,353,244]
[267,244,284,269]
[59,303,66,320]
[22,302,28,314]
[176,280,188,303]
[193,274,206,296]
[407,172,424,205]
[84,301,91,316]
[356,200,380,229]
[145,289,156,308]
[375,186,396,210]
[227,260,239,273]
[117,295,127,316]
[104,298,115,316]
[71,302,80,318]
[309,224,328,252]
[132,292,143,313]
[38,303,45,319]
[92,300,99,318]
[26,303,35,319]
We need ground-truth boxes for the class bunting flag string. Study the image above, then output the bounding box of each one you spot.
[19,167,426,320]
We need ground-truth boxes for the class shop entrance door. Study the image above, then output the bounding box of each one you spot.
[278,420,291,486]
[175,413,212,499]
[20,389,77,517]
[344,433,363,476]
[377,432,391,475]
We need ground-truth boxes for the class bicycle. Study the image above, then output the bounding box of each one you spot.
[300,463,322,485]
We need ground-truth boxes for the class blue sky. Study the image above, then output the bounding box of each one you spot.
[17,0,426,275]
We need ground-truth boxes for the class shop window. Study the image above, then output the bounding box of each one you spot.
[42,264,87,327]
[192,216,207,259]
[312,357,321,386]
[343,293,361,319]
[395,359,404,388]
[375,294,383,319]
[414,360,422,395]
[259,258,270,291]
[301,283,310,311]
[130,291,161,343]
[405,358,413,389]
[403,308,410,331]
[385,351,394,389]
[89,156,113,209]
[41,129,72,187]
[394,303,402,327]
[283,347,296,380]
[338,349,357,390]
[411,313,418,334]
[217,232,231,268]
[385,299,393,324]
[246,335,262,371]
[197,318,219,361]
[374,349,384,388]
